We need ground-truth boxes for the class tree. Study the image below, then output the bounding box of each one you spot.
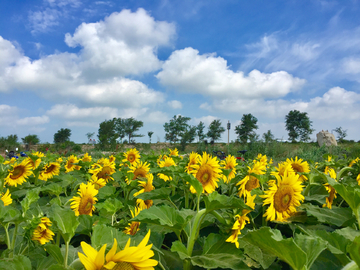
[207,119,225,142]
[285,110,314,142]
[123,117,144,143]
[163,115,191,143]
[86,132,95,142]
[197,121,206,142]
[334,127,347,142]
[114,118,126,143]
[54,128,71,144]
[262,130,275,143]
[235,114,258,144]
[97,119,117,149]
[21,134,40,150]
[148,131,154,144]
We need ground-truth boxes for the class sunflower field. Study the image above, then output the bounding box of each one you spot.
[1,148,360,270]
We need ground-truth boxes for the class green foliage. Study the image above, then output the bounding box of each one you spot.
[334,127,348,142]
[262,130,275,143]
[97,118,117,149]
[207,119,225,142]
[0,134,20,149]
[122,117,144,143]
[235,114,259,144]
[148,131,154,143]
[53,128,71,144]
[285,110,314,142]
[21,134,40,146]
[163,115,191,143]
[197,121,206,142]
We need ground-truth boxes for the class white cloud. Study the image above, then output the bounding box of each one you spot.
[157,47,305,99]
[168,100,182,109]
[192,115,218,126]
[28,8,60,33]
[47,104,118,119]
[342,57,360,74]
[16,116,50,126]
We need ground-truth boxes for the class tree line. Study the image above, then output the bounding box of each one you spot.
[0,110,350,150]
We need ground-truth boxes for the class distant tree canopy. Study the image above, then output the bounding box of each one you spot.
[148,131,154,143]
[22,134,40,145]
[207,119,225,142]
[262,130,275,143]
[98,118,117,149]
[285,110,314,142]
[0,134,19,149]
[197,121,206,142]
[334,127,347,142]
[235,114,258,144]
[54,128,71,144]
[164,115,191,144]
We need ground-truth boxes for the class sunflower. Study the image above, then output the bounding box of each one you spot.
[261,172,304,222]
[33,151,45,157]
[89,160,116,183]
[237,161,266,199]
[169,148,179,157]
[190,152,222,194]
[89,175,107,190]
[70,183,98,216]
[123,148,141,164]
[5,159,34,187]
[39,162,61,181]
[56,157,63,163]
[124,206,144,235]
[349,157,360,167]
[285,157,310,181]
[78,230,158,270]
[158,156,176,182]
[82,153,92,162]
[127,161,150,184]
[134,173,155,209]
[32,217,55,245]
[357,173,360,185]
[3,157,17,165]
[271,162,295,178]
[108,155,116,163]
[322,167,337,209]
[220,155,238,183]
[65,155,81,173]
[0,189,12,206]
[185,152,200,174]
[25,157,41,170]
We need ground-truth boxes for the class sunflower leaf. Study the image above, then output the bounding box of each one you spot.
[179,173,203,197]
[294,233,327,269]
[20,188,40,215]
[96,198,123,214]
[0,255,32,270]
[171,240,189,260]
[348,236,360,268]
[203,192,250,213]
[91,224,129,250]
[241,227,307,270]
[0,201,21,223]
[135,187,171,200]
[44,243,64,265]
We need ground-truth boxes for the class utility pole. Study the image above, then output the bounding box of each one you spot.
[227,121,231,146]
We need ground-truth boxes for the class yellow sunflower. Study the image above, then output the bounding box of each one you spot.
[65,155,81,173]
[220,155,238,183]
[237,161,266,199]
[261,172,304,222]
[70,183,98,216]
[126,161,150,184]
[158,156,176,182]
[56,157,63,163]
[32,217,55,245]
[3,157,17,165]
[32,151,45,157]
[89,160,116,183]
[322,167,337,209]
[357,173,360,185]
[124,206,144,236]
[349,157,360,167]
[134,173,155,209]
[0,189,12,206]
[190,152,222,194]
[82,153,92,162]
[108,155,116,163]
[39,162,61,181]
[78,230,158,270]
[89,175,107,190]
[123,148,141,164]
[285,157,310,181]
[5,159,34,187]
[185,152,200,174]
[169,148,179,157]
[25,156,41,170]
[271,162,295,178]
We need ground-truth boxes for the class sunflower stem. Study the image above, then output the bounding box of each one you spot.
[185,190,189,209]
[4,223,11,251]
[10,223,18,258]
[64,240,70,268]
[167,198,178,210]
[186,209,206,260]
[211,210,226,225]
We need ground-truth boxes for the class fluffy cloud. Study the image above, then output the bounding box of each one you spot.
[157,47,305,99]
[168,100,182,109]
[28,8,61,33]
[16,116,50,126]
[47,104,118,119]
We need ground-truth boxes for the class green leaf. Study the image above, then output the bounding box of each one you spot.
[134,187,171,200]
[302,204,354,227]
[21,188,40,215]
[47,265,68,270]
[191,254,250,270]
[203,192,251,213]
[44,244,64,265]
[42,183,63,196]
[97,186,116,200]
[179,173,203,197]
[238,239,277,269]
[76,214,94,235]
[0,255,32,270]
[0,201,21,223]
[294,233,327,269]
[96,198,123,214]
[348,236,360,268]
[170,240,189,260]
[242,227,307,270]
[131,205,193,235]
[48,204,79,243]
[91,224,129,250]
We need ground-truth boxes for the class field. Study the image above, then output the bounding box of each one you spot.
[1,142,360,269]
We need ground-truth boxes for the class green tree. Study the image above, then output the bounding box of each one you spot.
[334,127,347,142]
[54,128,71,144]
[123,117,144,143]
[207,119,225,142]
[285,110,314,142]
[97,119,117,149]
[21,134,40,150]
[148,131,154,144]
[164,115,191,143]
[262,130,275,143]
[86,132,95,142]
[235,114,258,144]
[180,125,197,151]
[114,118,126,143]
[197,121,206,142]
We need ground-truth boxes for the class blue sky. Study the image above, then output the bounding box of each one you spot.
[1,0,360,144]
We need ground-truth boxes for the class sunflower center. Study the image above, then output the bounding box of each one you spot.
[97,167,111,180]
[128,154,135,162]
[196,165,213,185]
[245,176,259,191]
[274,185,293,212]
[78,195,95,215]
[46,164,56,173]
[109,262,135,270]
[291,164,303,173]
[133,168,147,179]
[11,166,25,179]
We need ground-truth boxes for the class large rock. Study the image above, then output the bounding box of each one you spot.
[316,130,337,147]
